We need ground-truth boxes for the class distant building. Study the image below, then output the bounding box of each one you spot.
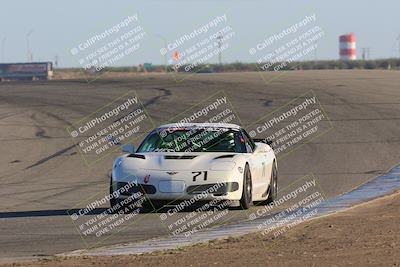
[0,62,53,81]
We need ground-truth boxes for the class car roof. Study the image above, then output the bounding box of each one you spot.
[158,122,241,130]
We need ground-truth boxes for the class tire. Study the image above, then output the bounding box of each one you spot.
[239,164,252,209]
[109,197,122,211]
[109,178,123,212]
[266,163,278,204]
[141,200,167,212]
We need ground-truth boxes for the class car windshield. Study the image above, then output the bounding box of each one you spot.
[137,127,247,153]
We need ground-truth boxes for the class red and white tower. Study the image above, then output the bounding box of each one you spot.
[339,33,356,60]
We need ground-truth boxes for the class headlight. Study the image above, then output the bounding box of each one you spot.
[113,157,124,169]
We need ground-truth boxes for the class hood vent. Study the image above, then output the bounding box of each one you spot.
[165,155,197,160]
[127,154,146,159]
[214,154,235,160]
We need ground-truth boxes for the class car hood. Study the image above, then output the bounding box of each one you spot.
[117,152,239,171]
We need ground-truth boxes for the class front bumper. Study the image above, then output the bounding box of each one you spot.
[112,169,243,201]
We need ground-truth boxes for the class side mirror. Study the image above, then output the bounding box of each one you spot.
[254,142,270,153]
[253,138,273,147]
[265,139,273,146]
[122,144,135,154]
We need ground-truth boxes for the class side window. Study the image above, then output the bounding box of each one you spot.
[241,129,255,153]
[235,131,247,153]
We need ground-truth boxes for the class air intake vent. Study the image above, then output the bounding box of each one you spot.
[165,155,197,160]
[214,154,235,160]
[127,154,145,159]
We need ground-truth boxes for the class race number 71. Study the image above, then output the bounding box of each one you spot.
[192,171,207,181]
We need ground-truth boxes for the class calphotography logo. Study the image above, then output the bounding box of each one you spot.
[66,91,155,166]
[66,176,154,247]
[248,13,325,84]
[246,90,333,159]
[249,174,327,238]
[70,13,147,82]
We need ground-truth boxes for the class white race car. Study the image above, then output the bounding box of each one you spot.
[110,123,277,210]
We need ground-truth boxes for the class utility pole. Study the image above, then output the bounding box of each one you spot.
[1,37,6,62]
[397,35,400,58]
[156,34,168,72]
[217,32,223,65]
[216,32,223,72]
[26,29,34,62]
[361,47,370,60]
[313,40,318,61]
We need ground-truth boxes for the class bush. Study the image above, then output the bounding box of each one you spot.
[58,59,400,74]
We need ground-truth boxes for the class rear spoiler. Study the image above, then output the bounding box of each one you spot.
[253,138,273,146]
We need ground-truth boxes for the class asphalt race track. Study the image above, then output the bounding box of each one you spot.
[0,70,399,259]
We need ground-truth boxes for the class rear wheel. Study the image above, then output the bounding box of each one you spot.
[239,164,252,209]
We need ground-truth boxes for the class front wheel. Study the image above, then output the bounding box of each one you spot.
[109,177,124,212]
[239,164,252,209]
[266,163,278,204]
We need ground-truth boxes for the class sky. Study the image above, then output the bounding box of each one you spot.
[0,0,399,67]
